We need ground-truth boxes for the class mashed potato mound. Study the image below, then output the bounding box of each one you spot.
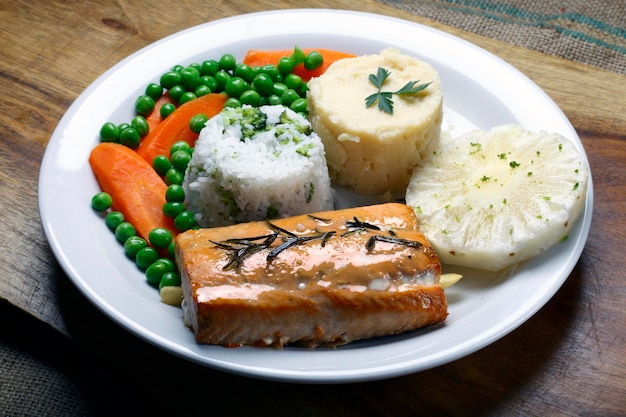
[307,48,443,196]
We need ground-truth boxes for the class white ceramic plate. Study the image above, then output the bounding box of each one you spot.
[39,9,593,383]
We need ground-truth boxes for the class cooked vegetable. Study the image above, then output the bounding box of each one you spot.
[148,227,173,249]
[124,236,148,258]
[115,221,136,243]
[105,211,124,230]
[91,192,112,211]
[243,48,356,81]
[89,142,177,242]
[135,247,159,270]
[135,94,155,116]
[136,92,227,166]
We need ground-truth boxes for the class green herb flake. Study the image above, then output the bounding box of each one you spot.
[498,153,507,160]
[365,67,431,115]
[509,161,520,168]
[306,182,315,203]
[266,205,280,219]
[469,142,482,155]
[296,143,315,157]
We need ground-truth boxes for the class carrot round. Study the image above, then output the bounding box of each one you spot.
[89,142,176,242]
[136,93,227,165]
[243,48,356,81]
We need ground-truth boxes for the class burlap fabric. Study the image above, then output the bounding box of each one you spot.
[379,0,626,74]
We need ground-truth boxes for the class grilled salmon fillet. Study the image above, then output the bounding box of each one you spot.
[175,203,448,348]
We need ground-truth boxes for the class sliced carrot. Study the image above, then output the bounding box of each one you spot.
[136,93,227,165]
[89,142,176,242]
[243,48,356,81]
[145,93,175,132]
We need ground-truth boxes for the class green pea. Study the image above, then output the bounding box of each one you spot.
[252,73,274,97]
[259,64,280,82]
[171,150,192,170]
[145,83,164,101]
[290,97,308,114]
[105,211,124,230]
[116,122,129,132]
[174,210,196,232]
[300,81,309,95]
[135,95,155,116]
[225,77,248,99]
[158,257,176,271]
[115,222,136,243]
[234,63,255,83]
[224,98,241,108]
[194,84,211,97]
[284,73,303,92]
[200,75,217,92]
[277,57,296,75]
[281,89,300,107]
[149,227,173,249]
[200,60,219,76]
[273,82,288,97]
[164,168,183,185]
[181,66,201,90]
[119,127,141,149]
[167,241,176,259]
[160,71,181,89]
[91,192,112,211]
[168,85,186,103]
[218,53,236,71]
[239,90,261,107]
[124,236,147,258]
[135,247,159,269]
[267,94,282,105]
[178,92,197,105]
[189,113,209,134]
[171,65,184,73]
[131,115,150,137]
[152,155,172,176]
[160,102,176,119]
[163,201,185,218]
[165,184,185,203]
[159,271,181,289]
[99,122,119,142]
[304,51,323,70]
[188,62,201,72]
[214,70,231,92]
[170,141,191,155]
[145,259,172,286]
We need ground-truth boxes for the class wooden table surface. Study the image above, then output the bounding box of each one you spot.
[1,0,624,415]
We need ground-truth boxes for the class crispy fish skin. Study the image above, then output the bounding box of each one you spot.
[176,203,448,348]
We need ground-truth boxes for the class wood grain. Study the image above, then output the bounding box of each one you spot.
[1,0,624,415]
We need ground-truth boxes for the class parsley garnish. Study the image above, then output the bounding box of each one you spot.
[365,67,432,115]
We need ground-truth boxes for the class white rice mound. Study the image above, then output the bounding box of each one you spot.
[183,105,334,227]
